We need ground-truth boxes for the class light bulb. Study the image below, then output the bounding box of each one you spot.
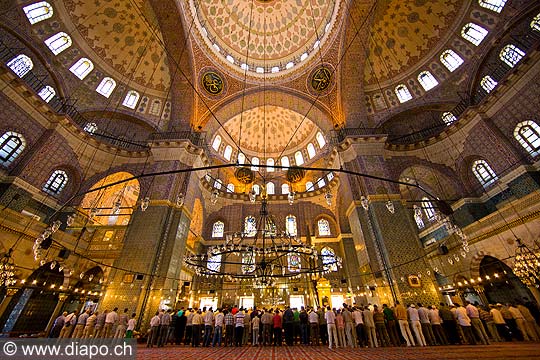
[288,192,295,205]
[176,193,185,207]
[361,196,370,211]
[51,220,62,233]
[249,189,256,203]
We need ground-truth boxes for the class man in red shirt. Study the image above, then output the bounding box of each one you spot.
[273,310,283,346]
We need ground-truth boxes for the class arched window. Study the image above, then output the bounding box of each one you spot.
[316,132,326,148]
[44,32,72,55]
[95,77,116,98]
[422,197,436,220]
[38,85,55,103]
[373,94,387,110]
[531,13,540,32]
[442,112,457,125]
[223,145,233,161]
[461,23,488,46]
[43,169,68,194]
[286,215,297,236]
[418,71,439,91]
[281,183,290,195]
[440,49,464,72]
[321,246,337,271]
[226,183,234,193]
[251,157,259,171]
[244,216,257,237]
[0,132,26,166]
[288,254,301,273]
[207,253,222,272]
[499,44,525,68]
[395,84,413,103]
[514,121,540,157]
[327,172,334,181]
[7,54,33,78]
[305,181,314,192]
[83,122,97,134]
[479,0,507,13]
[252,184,260,195]
[238,152,245,164]
[281,156,290,168]
[23,2,53,24]
[241,251,255,274]
[307,143,316,159]
[212,135,222,151]
[122,90,140,109]
[214,179,222,189]
[212,221,224,238]
[69,58,93,80]
[266,158,274,172]
[318,219,331,236]
[316,177,326,188]
[266,182,275,195]
[472,160,498,187]
[480,75,498,93]
[149,99,162,116]
[294,151,304,165]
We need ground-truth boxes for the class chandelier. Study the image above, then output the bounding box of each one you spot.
[0,248,16,288]
[184,196,342,288]
[513,239,540,287]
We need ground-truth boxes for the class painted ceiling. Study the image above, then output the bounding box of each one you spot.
[62,0,170,92]
[220,105,319,156]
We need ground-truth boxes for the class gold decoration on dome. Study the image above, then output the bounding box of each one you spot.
[286,168,305,183]
[201,71,224,95]
[311,67,332,92]
[235,167,255,184]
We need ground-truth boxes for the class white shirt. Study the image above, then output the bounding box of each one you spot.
[325,310,336,324]
[490,308,505,324]
[508,306,524,320]
[428,309,441,325]
[215,312,224,327]
[308,311,319,323]
[407,307,420,322]
[466,304,480,319]
[204,311,214,326]
[455,307,471,326]
[127,318,136,331]
[105,311,118,324]
[418,307,430,323]
[150,315,160,327]
[352,310,363,325]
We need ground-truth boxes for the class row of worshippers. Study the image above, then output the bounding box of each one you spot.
[142,299,540,348]
[49,307,137,339]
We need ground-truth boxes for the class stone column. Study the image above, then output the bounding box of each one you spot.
[0,288,19,318]
[44,293,68,336]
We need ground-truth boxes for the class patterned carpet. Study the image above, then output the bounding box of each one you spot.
[137,343,540,360]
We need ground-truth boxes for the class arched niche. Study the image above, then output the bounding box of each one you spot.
[398,164,462,201]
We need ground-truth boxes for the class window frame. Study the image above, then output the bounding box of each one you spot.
[43,169,69,195]
[395,84,413,103]
[472,160,498,187]
[23,1,53,24]
[7,54,33,78]
[69,58,94,80]
[417,71,439,91]
[478,0,507,13]
[461,23,489,46]
[95,77,117,98]
[44,32,72,55]
[514,120,540,157]
[0,132,26,166]
[440,49,464,72]
[499,44,525,68]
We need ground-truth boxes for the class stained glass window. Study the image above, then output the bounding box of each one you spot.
[318,219,331,236]
[286,215,297,236]
[440,49,464,72]
[267,158,275,172]
[226,183,234,193]
[84,122,97,134]
[238,152,245,164]
[212,221,224,238]
[316,132,326,148]
[295,151,304,165]
[44,32,72,55]
[288,254,301,273]
[422,197,436,220]
[321,247,337,271]
[38,85,55,103]
[7,54,33,78]
[305,181,314,192]
[281,183,290,195]
[242,251,256,274]
[43,169,68,194]
[251,157,259,171]
[281,156,290,168]
[514,121,540,157]
[499,44,525,68]
[207,253,222,272]
[223,145,233,161]
[244,216,257,237]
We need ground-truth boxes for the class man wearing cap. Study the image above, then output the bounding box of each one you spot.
[455,303,476,345]
[407,304,426,346]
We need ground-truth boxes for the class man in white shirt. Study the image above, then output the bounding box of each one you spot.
[407,304,426,346]
[455,303,475,345]
[428,305,447,345]
[147,311,160,347]
[158,309,172,347]
[308,309,319,345]
[417,303,435,345]
[212,309,224,347]
[60,310,78,338]
[104,307,118,338]
[126,313,136,338]
[234,309,246,347]
[203,308,215,346]
[83,311,98,338]
[465,301,489,344]
[325,307,338,349]
[352,307,366,347]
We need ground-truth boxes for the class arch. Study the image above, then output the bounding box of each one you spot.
[440,49,464,72]
[417,71,439,91]
[316,132,326,148]
[461,23,489,46]
[226,183,234,193]
[394,84,413,103]
[43,169,68,195]
[44,32,72,55]
[95,77,117,98]
[251,157,259,171]
[237,152,245,164]
[281,156,290,169]
[69,58,94,80]
[472,159,498,187]
[23,2,53,24]
[480,75,498,93]
[212,135,222,151]
[7,54,33,78]
[266,158,274,172]
[397,162,464,201]
[307,143,316,159]
[223,145,233,161]
[38,85,55,103]
[122,90,140,109]
[286,214,297,236]
[266,182,275,195]
[514,120,540,157]
[212,221,224,238]
[281,183,290,194]
[294,151,304,165]
[79,172,140,226]
[499,44,525,68]
[0,131,26,166]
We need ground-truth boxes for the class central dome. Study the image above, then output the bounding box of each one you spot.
[188,0,340,76]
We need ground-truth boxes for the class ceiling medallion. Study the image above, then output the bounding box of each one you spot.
[201,71,224,95]
[308,64,335,95]
[286,168,306,184]
[235,167,255,184]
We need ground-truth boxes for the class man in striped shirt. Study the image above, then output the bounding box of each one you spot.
[224,310,235,347]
